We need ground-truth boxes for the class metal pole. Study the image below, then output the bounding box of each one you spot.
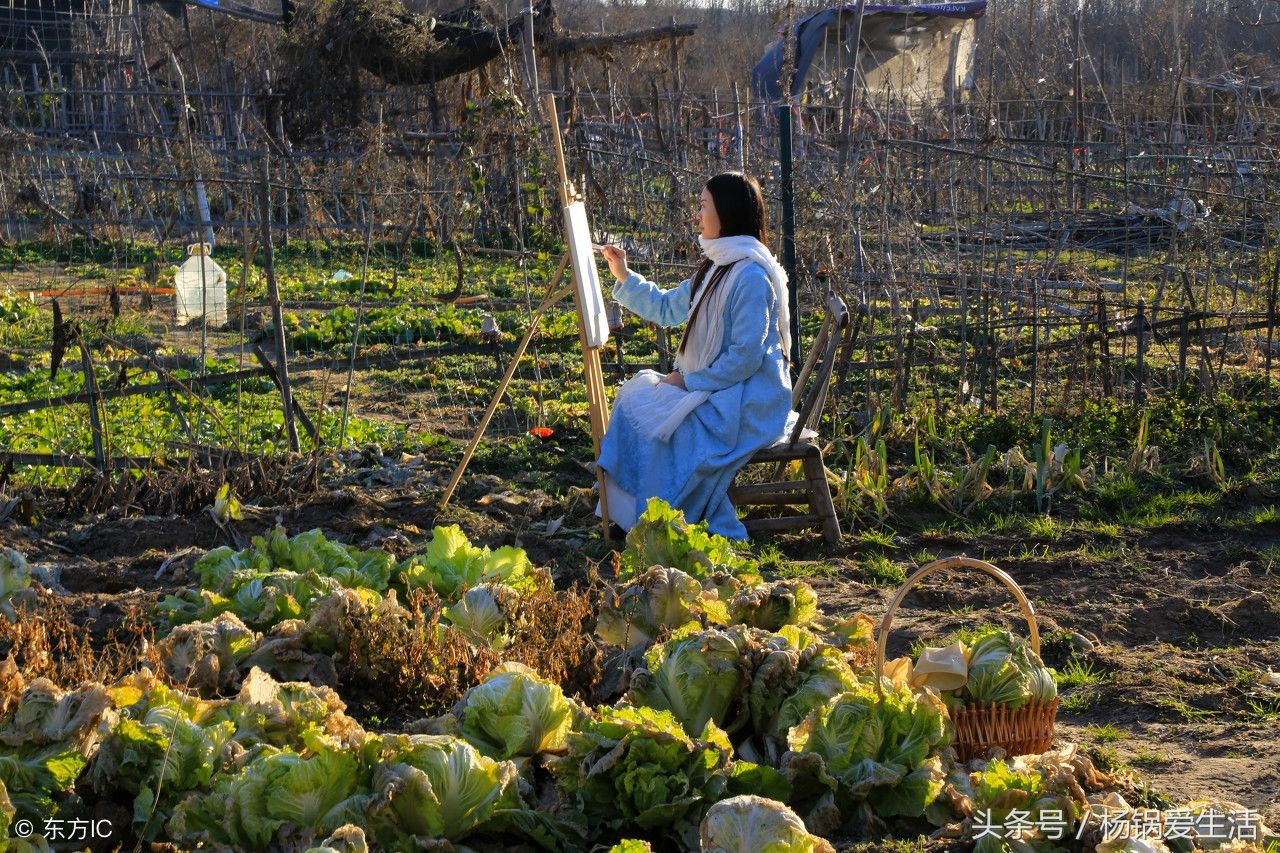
[777,103,800,371]
[1135,297,1146,406]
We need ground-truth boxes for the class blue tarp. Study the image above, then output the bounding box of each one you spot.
[751,1,987,102]
[155,0,284,24]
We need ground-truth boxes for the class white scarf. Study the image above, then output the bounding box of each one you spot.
[618,235,790,442]
[690,234,791,365]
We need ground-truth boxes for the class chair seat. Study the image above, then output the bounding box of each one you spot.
[749,428,821,463]
[769,427,818,447]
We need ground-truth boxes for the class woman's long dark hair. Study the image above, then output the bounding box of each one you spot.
[681,173,769,356]
[691,172,768,299]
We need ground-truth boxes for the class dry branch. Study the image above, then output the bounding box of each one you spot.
[548,21,697,60]
[14,184,97,243]
[282,0,555,94]
[1,449,256,471]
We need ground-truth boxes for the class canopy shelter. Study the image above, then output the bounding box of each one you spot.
[752,1,987,107]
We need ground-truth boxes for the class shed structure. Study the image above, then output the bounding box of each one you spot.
[752,1,987,111]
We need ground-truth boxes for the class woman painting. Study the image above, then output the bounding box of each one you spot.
[595,172,794,540]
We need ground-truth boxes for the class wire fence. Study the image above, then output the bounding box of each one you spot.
[3,12,1280,481]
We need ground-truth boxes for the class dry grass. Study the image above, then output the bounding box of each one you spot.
[0,592,162,697]
[46,457,323,518]
[332,576,605,726]
[500,576,604,704]
[333,587,498,725]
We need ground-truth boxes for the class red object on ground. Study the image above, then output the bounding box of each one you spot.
[529,427,554,439]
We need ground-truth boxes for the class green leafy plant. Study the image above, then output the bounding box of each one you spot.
[783,680,950,826]
[454,663,576,760]
[951,628,1058,709]
[969,759,1078,853]
[551,705,749,846]
[627,627,746,739]
[596,565,728,650]
[442,583,521,651]
[399,525,535,599]
[728,580,818,631]
[621,499,759,583]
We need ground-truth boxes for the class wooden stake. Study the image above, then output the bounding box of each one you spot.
[253,344,318,444]
[1135,298,1146,406]
[521,2,542,124]
[1097,291,1112,397]
[257,154,301,453]
[78,340,107,472]
[1267,255,1278,397]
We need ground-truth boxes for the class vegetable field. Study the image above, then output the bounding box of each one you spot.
[2,233,1279,851]
[4,6,1280,846]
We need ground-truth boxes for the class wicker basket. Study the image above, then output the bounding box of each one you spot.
[875,556,1058,763]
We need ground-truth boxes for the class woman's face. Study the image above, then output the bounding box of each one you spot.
[698,187,720,239]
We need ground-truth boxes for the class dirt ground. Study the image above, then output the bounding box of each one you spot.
[807,518,1280,826]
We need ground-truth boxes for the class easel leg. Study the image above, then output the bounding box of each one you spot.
[544,91,616,542]
[439,254,572,509]
[582,345,612,540]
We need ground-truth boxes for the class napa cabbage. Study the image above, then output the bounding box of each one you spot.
[194,527,394,594]
[397,525,535,598]
[0,678,112,826]
[627,627,745,738]
[167,730,360,849]
[620,499,759,583]
[956,628,1057,709]
[456,663,575,760]
[749,644,860,750]
[968,759,1078,853]
[596,565,728,649]
[309,733,523,848]
[700,795,836,853]
[162,527,390,630]
[442,583,520,651]
[552,705,736,842]
[0,740,86,823]
[303,823,369,853]
[158,612,259,695]
[729,579,819,631]
[784,680,950,824]
[0,548,33,616]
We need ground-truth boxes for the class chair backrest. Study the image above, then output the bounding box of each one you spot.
[785,292,851,447]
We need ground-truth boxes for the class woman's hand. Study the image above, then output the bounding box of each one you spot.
[598,244,629,282]
[661,370,687,390]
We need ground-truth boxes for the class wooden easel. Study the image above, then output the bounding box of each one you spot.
[439,94,613,539]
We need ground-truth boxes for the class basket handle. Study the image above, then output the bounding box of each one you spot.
[874,556,1039,699]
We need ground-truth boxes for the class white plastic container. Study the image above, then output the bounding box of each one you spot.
[174,243,228,327]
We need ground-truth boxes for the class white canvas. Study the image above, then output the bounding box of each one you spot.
[563,201,610,348]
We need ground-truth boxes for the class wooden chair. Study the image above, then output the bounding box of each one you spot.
[729,293,857,546]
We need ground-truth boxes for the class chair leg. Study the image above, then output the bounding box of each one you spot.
[802,452,841,545]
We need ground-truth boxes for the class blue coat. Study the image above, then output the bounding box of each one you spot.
[597,263,792,540]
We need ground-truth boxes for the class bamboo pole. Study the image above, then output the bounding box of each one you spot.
[438,254,573,509]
